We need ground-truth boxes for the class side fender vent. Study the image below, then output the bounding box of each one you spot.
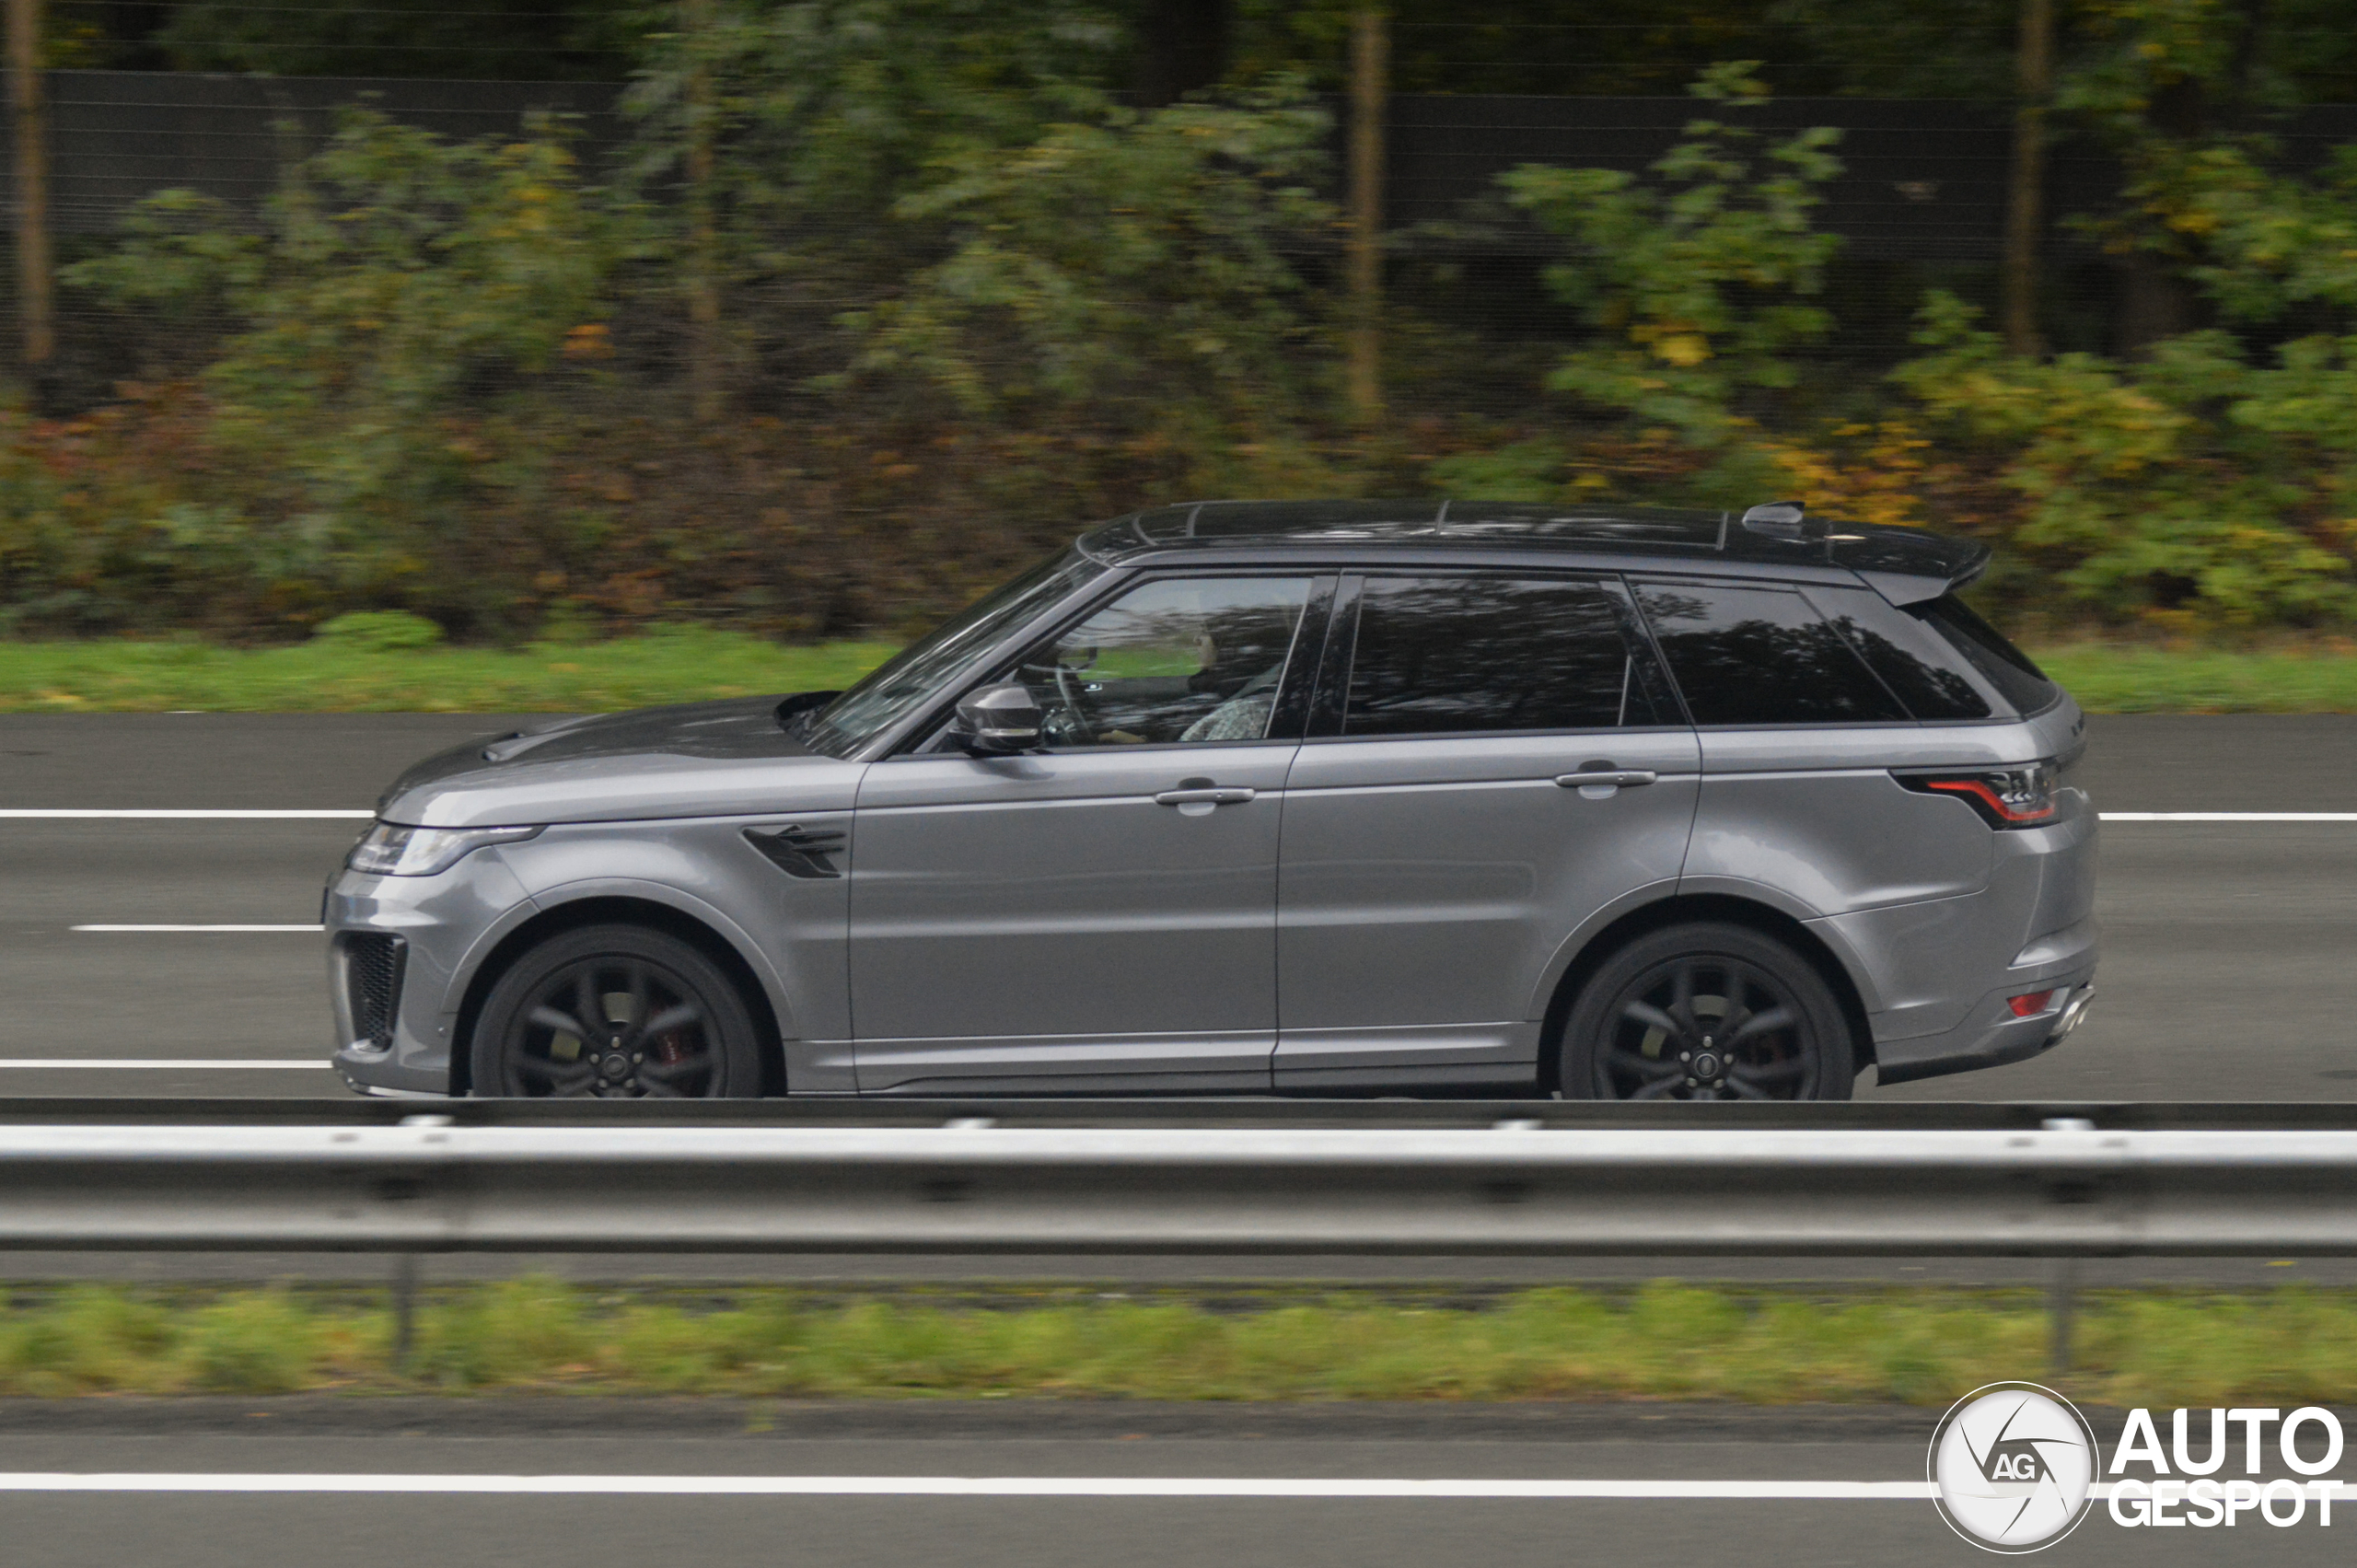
[743,824,846,879]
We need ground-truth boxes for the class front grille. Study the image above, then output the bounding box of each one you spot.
[343,933,406,1051]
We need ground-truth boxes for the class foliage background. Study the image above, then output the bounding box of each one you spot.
[11,0,2357,643]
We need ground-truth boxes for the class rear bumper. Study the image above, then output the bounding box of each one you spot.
[1873,975,2096,1086]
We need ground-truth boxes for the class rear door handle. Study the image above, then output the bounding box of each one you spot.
[1554,770,1657,790]
[1155,786,1256,807]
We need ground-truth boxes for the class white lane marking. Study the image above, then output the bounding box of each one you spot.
[72,924,324,933]
[2101,811,2357,821]
[0,1474,1936,1498]
[0,1059,331,1070]
[0,809,374,819]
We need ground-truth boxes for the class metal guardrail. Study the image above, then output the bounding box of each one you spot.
[10,1097,2357,1131]
[2,1119,2354,1258]
[7,1107,2354,1370]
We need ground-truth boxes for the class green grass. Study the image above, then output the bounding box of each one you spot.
[0,633,2351,714]
[6,1280,2357,1405]
[0,629,899,714]
[2033,642,2357,714]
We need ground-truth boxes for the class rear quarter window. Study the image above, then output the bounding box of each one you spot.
[1798,587,1992,722]
[1633,581,1909,726]
[1910,595,2061,716]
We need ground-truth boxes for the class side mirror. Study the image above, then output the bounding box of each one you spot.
[953,683,1043,755]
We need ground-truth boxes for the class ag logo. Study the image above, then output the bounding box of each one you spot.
[1929,1382,2098,1552]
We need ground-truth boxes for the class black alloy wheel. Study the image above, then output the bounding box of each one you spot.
[471,923,762,1098]
[1559,922,1856,1102]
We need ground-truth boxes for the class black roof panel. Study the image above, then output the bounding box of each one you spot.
[1077,500,1987,598]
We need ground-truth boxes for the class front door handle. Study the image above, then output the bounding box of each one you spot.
[1554,769,1657,791]
[1155,785,1257,807]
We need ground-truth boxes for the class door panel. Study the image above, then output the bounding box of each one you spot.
[849,747,1295,1090]
[1275,731,1701,1079]
[847,572,1328,1093]
[1273,573,1700,1086]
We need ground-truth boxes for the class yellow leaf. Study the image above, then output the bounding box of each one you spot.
[1653,334,1711,367]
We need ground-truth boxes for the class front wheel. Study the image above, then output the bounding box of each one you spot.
[470,923,763,1098]
[1558,922,1857,1102]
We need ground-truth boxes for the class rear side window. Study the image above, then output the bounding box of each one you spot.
[1911,595,2060,715]
[1342,575,1662,736]
[1634,582,1909,726]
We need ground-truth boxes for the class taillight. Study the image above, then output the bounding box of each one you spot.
[2008,990,2056,1018]
[1896,762,2060,829]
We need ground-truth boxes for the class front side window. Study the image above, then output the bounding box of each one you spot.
[807,547,1103,755]
[1342,575,1661,738]
[1013,575,1318,748]
[1635,581,1909,726]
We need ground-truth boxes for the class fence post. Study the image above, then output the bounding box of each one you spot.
[2002,0,2053,358]
[1345,7,1387,424]
[6,0,52,379]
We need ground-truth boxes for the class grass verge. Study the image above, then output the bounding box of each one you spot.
[0,629,899,714]
[0,634,2351,714]
[5,1281,2356,1405]
[2035,643,2357,714]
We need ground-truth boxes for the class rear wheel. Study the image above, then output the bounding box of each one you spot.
[471,923,762,1098]
[1558,922,1856,1102]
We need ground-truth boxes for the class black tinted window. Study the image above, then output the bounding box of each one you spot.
[1801,589,1991,722]
[1343,576,1656,737]
[1912,595,2060,715]
[1636,583,1909,726]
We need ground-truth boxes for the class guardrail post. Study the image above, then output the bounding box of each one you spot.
[2048,1257,2076,1378]
[390,1253,420,1374]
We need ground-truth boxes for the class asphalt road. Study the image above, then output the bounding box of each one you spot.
[1,711,2351,1101]
[2,1400,2348,1568]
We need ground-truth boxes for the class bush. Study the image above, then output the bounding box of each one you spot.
[312,610,447,651]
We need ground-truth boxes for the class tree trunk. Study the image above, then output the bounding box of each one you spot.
[2113,75,2204,359]
[1345,8,1387,424]
[2002,0,2053,357]
[7,0,52,381]
[683,0,723,422]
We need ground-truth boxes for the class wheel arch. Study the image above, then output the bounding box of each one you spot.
[448,893,787,1097]
[1535,892,1876,1092]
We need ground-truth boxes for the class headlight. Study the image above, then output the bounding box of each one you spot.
[346,821,542,877]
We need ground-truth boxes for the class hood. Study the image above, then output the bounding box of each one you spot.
[377,694,866,829]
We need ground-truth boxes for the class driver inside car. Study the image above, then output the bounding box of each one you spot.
[1016,577,1313,748]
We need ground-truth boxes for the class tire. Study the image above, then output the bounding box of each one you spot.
[470,923,763,1098]
[1558,922,1856,1102]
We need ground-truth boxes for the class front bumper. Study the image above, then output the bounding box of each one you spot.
[327,850,533,1098]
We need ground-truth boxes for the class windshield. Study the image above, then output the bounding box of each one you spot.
[804,547,1104,755]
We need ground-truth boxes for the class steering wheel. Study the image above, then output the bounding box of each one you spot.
[1047,663,1096,747]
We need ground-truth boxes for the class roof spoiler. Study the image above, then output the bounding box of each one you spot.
[1742,500,1993,606]
[1853,545,1991,606]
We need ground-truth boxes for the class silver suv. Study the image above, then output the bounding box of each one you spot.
[329,500,2096,1102]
